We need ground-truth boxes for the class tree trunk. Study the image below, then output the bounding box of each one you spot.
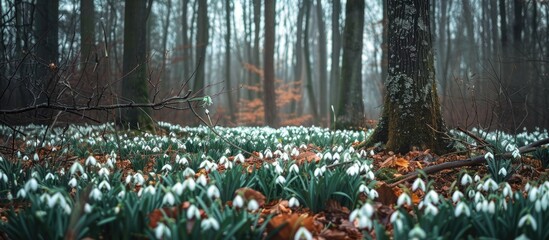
[366,0,449,154]
[120,0,152,129]
[225,0,235,122]
[303,1,319,121]
[161,0,172,75]
[336,0,365,127]
[380,0,388,87]
[194,0,208,93]
[330,0,341,123]
[34,0,59,105]
[316,0,328,123]
[263,0,278,127]
[253,0,261,99]
[291,0,305,114]
[80,0,95,72]
[181,0,190,80]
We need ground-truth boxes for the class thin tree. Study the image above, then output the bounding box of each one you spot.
[34,0,59,105]
[120,0,153,128]
[365,0,449,154]
[263,0,278,127]
[194,0,208,93]
[330,0,341,122]
[336,0,365,127]
[316,0,328,122]
[303,1,319,121]
[225,0,235,121]
[80,0,95,72]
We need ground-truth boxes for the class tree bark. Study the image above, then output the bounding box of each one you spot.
[194,0,208,93]
[316,0,328,122]
[336,0,365,127]
[330,0,341,124]
[120,0,152,129]
[225,0,235,122]
[34,0,59,105]
[263,0,278,127]
[365,0,449,154]
[253,0,262,99]
[80,0,95,72]
[303,1,319,121]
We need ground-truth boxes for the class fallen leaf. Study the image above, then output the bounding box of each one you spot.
[266,214,322,240]
[375,182,398,205]
[235,187,266,206]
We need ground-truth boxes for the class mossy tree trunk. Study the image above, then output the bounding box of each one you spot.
[366,0,449,154]
[336,0,365,127]
[121,0,152,129]
[263,0,278,127]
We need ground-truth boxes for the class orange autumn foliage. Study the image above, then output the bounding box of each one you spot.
[237,63,312,126]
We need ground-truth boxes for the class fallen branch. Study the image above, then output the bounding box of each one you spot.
[388,137,549,187]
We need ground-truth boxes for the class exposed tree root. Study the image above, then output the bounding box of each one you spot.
[387,137,549,187]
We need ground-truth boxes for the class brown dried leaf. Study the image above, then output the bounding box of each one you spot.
[235,187,266,206]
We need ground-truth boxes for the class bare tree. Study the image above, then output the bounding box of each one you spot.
[263,0,278,127]
[120,0,153,128]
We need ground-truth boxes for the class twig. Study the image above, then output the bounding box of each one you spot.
[387,137,549,187]
[456,127,491,149]
[187,102,258,158]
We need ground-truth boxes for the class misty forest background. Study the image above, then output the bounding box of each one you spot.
[0,0,548,133]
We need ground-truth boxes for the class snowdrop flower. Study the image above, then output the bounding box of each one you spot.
[201,217,220,231]
[366,171,375,180]
[84,203,93,213]
[359,184,369,193]
[154,223,171,239]
[484,152,494,161]
[289,164,299,174]
[233,195,244,208]
[90,188,102,201]
[264,149,273,159]
[22,155,29,161]
[346,164,359,176]
[460,174,473,186]
[333,152,341,161]
[163,192,175,206]
[33,152,39,161]
[474,174,481,182]
[133,173,145,185]
[69,162,84,175]
[85,155,97,166]
[117,190,126,199]
[197,175,207,186]
[323,152,333,161]
[518,214,537,231]
[502,183,513,197]
[170,182,183,195]
[368,189,379,199]
[0,171,8,183]
[412,178,426,192]
[482,179,498,192]
[183,178,196,191]
[424,203,439,216]
[294,227,313,240]
[280,153,290,161]
[397,193,412,207]
[98,168,110,179]
[408,225,426,239]
[276,175,286,185]
[235,153,245,163]
[176,155,188,165]
[161,164,172,172]
[425,190,439,204]
[17,188,27,198]
[454,202,471,217]
[512,149,521,159]
[529,187,539,202]
[25,178,39,192]
[274,164,284,174]
[247,199,259,211]
[144,185,156,195]
[498,167,507,177]
[452,190,464,203]
[125,175,132,185]
[290,148,300,157]
[207,185,220,199]
[219,156,228,165]
[289,197,300,208]
[182,168,195,178]
[314,167,323,177]
[98,180,111,191]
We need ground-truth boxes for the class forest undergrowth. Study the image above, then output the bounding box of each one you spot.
[0,122,548,239]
